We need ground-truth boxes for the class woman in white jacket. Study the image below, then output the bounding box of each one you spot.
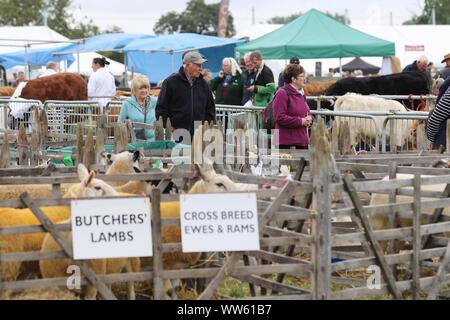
[88,57,116,110]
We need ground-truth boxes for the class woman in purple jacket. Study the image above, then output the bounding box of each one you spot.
[272,64,313,149]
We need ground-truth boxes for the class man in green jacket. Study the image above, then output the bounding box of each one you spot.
[247,51,276,107]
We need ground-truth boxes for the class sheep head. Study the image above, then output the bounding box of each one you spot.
[65,164,119,198]
[191,158,239,193]
[103,150,141,175]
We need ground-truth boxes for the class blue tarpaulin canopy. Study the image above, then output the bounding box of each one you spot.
[54,33,155,55]
[123,33,245,84]
[0,45,75,69]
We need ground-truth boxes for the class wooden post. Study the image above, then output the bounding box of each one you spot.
[343,176,403,300]
[338,121,352,156]
[83,128,95,170]
[155,116,164,141]
[96,122,106,165]
[20,192,117,300]
[17,124,29,165]
[125,120,136,143]
[165,118,173,141]
[416,123,427,151]
[34,108,41,147]
[76,123,84,165]
[310,119,332,300]
[40,108,48,144]
[0,132,9,168]
[331,121,340,156]
[114,123,128,153]
[30,129,39,166]
[151,188,165,300]
[412,174,421,300]
[387,161,398,256]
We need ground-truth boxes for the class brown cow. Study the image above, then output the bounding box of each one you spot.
[304,81,336,96]
[20,73,87,102]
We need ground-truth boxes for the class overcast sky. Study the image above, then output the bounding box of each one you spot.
[71,0,425,34]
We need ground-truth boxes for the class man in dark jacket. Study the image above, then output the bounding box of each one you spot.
[156,51,216,137]
[247,51,276,107]
[403,56,428,73]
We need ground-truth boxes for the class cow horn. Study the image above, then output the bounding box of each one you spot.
[328,99,335,107]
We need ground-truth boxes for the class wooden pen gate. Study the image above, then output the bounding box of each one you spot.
[1,120,450,300]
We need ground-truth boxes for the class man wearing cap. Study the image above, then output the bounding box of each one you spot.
[278,57,300,88]
[441,53,450,80]
[156,51,215,137]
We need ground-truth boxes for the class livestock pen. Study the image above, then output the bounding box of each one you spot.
[1,120,450,300]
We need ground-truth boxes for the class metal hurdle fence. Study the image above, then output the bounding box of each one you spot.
[216,104,263,133]
[0,99,43,133]
[381,111,430,152]
[43,101,101,139]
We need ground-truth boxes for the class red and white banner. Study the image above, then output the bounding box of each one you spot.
[405,45,425,52]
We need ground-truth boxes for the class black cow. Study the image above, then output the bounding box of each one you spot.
[319,71,430,110]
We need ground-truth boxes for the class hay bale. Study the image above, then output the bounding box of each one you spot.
[0,288,79,300]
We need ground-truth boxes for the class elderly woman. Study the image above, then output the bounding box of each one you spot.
[210,57,243,106]
[272,64,313,150]
[118,75,157,141]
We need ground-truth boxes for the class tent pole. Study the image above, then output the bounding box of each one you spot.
[24,44,30,80]
[77,41,80,74]
[124,52,128,88]
[171,51,175,73]
[339,57,343,75]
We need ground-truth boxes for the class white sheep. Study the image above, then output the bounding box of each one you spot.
[0,164,119,281]
[334,93,416,149]
[0,151,141,201]
[102,150,141,187]
[190,159,258,193]
[38,164,140,300]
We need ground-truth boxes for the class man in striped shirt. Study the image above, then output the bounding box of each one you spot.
[427,86,450,148]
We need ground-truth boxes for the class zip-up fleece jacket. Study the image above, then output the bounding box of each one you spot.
[156,67,216,135]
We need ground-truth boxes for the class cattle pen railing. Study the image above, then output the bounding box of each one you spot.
[1,121,450,300]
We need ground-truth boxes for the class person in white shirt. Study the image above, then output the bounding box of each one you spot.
[39,61,59,78]
[88,57,116,109]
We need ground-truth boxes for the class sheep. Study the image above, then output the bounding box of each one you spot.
[0,150,141,201]
[333,93,417,150]
[39,164,140,300]
[102,150,141,187]
[0,164,119,282]
[189,159,258,193]
[369,173,450,252]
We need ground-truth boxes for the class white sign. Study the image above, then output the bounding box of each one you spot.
[180,193,260,252]
[71,198,152,260]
